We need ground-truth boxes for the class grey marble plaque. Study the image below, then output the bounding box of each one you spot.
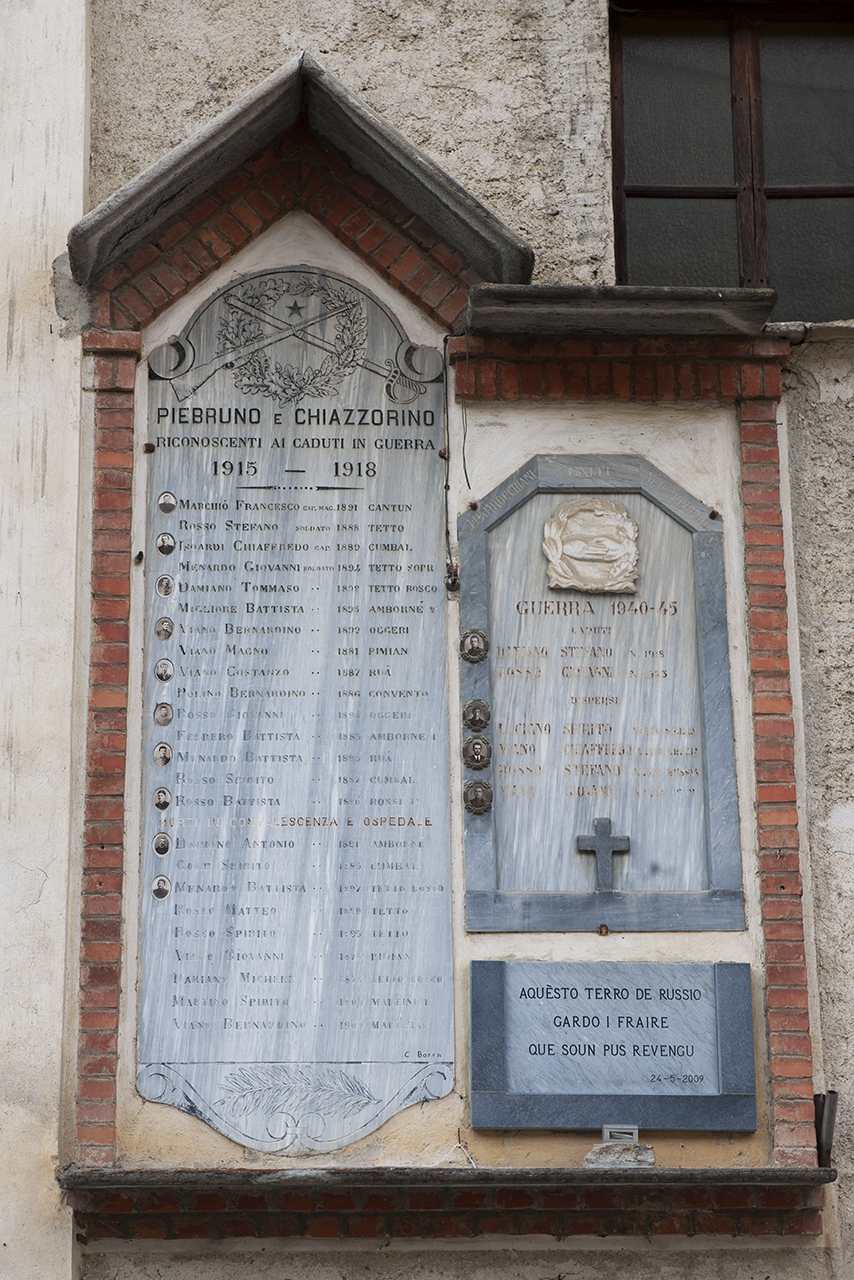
[471,961,756,1131]
[138,267,453,1153]
[459,455,743,932]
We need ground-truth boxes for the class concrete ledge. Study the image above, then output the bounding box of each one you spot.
[67,54,533,290]
[766,320,854,344]
[59,1166,836,1193]
[466,285,778,337]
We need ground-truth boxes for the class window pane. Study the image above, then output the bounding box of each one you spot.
[767,199,854,321]
[626,198,739,287]
[761,23,854,186]
[622,19,734,186]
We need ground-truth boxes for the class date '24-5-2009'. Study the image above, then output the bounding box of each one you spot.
[651,1074,704,1084]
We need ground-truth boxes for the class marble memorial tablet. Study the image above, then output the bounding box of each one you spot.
[470,960,756,1131]
[137,267,452,1153]
[459,455,743,933]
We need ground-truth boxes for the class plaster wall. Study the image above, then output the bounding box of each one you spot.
[87,0,614,287]
[78,1235,836,1279]
[782,334,854,1276]
[0,0,88,1275]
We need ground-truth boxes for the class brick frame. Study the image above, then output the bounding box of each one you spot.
[446,334,784,403]
[446,334,815,1171]
[740,399,815,1169]
[71,1178,824,1242]
[78,328,142,1166]
[74,129,818,1235]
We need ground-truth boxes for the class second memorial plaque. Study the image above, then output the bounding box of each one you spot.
[460,455,743,933]
[137,267,452,1153]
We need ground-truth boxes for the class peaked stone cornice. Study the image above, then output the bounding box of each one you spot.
[68,53,534,290]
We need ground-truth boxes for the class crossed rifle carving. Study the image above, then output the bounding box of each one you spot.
[167,295,426,404]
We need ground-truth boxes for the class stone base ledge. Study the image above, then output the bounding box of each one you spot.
[61,1165,834,1243]
[59,1165,836,1193]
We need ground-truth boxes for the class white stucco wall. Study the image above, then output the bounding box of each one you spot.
[0,0,88,1276]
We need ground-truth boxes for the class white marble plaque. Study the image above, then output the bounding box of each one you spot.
[470,959,757,1132]
[492,490,705,893]
[137,267,453,1153]
[505,962,719,1095]
[459,456,743,932]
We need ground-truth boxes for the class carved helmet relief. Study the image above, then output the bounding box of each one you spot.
[542,497,639,593]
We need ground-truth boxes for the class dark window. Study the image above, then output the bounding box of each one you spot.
[611,6,854,320]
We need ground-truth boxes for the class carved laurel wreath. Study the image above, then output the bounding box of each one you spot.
[542,497,639,592]
[217,1064,379,1123]
[216,276,367,406]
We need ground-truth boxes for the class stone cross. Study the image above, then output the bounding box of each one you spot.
[576,817,630,891]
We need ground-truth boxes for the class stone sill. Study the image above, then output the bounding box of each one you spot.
[766,320,854,344]
[465,285,778,337]
[59,1165,836,1195]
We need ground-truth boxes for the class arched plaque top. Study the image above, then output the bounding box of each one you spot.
[458,454,720,536]
[149,266,442,409]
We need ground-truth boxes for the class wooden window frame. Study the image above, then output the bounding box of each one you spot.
[611,2,854,288]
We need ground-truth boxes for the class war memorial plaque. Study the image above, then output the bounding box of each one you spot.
[459,456,743,933]
[470,961,757,1131]
[137,268,453,1153]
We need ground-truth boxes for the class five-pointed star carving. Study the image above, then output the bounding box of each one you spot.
[287,300,305,317]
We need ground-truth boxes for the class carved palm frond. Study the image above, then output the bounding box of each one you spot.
[217,1065,380,1121]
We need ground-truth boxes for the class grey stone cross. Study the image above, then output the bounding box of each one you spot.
[576,817,630,891]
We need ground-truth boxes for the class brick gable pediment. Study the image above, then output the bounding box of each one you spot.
[69,53,533,326]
